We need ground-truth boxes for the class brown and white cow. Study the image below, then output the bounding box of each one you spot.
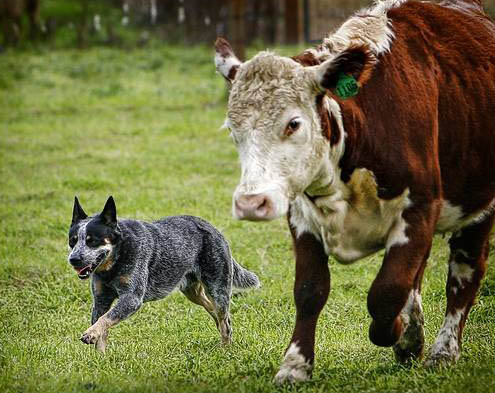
[214,0,495,384]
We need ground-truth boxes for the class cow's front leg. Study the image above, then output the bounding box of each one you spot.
[81,293,143,349]
[392,286,425,363]
[368,204,438,361]
[274,230,330,384]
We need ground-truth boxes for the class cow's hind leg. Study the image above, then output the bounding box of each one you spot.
[426,216,493,366]
[274,230,329,384]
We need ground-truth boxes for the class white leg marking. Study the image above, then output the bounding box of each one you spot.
[394,290,425,361]
[426,309,464,366]
[274,343,312,384]
[450,255,475,288]
[385,214,409,252]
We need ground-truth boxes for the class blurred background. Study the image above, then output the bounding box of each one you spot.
[3,0,495,56]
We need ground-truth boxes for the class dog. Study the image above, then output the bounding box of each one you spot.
[67,196,260,352]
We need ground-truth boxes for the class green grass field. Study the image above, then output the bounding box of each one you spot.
[1,44,494,393]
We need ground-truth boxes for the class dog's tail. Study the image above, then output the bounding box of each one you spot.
[232,258,260,290]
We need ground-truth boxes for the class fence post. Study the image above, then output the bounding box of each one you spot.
[230,0,245,60]
[285,0,304,44]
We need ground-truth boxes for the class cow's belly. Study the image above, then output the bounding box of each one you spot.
[290,169,411,264]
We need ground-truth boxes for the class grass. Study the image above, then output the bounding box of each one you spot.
[1,43,494,393]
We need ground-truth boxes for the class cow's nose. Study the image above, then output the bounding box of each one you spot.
[69,256,83,267]
[234,194,273,221]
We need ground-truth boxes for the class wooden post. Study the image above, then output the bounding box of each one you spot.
[230,0,245,60]
[284,0,304,44]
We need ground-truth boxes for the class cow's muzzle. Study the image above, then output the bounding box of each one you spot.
[234,193,277,221]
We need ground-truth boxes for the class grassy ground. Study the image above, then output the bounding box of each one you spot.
[1,44,494,393]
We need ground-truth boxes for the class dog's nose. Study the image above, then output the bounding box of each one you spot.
[69,256,83,267]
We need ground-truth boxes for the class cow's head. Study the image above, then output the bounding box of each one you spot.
[215,38,375,221]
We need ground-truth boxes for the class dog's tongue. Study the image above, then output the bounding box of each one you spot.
[75,266,92,280]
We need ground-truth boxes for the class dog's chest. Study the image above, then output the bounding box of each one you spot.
[290,169,410,263]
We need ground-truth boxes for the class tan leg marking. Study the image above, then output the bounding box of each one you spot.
[81,314,118,349]
[183,282,218,322]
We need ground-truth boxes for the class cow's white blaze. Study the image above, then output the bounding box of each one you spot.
[228,53,330,220]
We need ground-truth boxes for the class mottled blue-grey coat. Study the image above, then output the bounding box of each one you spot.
[68,196,260,351]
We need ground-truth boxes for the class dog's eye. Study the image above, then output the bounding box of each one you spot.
[69,235,78,248]
[284,117,301,137]
[86,236,99,247]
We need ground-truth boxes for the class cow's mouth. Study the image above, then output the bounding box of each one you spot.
[75,265,93,280]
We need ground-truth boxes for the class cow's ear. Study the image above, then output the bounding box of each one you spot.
[72,196,87,226]
[314,45,376,98]
[214,37,242,84]
[100,196,117,228]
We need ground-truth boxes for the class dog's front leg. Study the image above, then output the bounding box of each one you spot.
[82,293,143,349]
[91,301,113,353]
[88,279,116,353]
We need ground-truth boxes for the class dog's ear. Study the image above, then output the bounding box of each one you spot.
[72,196,88,226]
[100,196,117,228]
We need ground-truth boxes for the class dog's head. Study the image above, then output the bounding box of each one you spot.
[68,196,121,280]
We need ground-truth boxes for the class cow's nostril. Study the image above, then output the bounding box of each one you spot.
[235,193,275,221]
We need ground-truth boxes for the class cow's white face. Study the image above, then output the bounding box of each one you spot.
[226,53,330,220]
[215,38,374,221]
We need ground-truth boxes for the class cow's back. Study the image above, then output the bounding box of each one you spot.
[373,1,495,215]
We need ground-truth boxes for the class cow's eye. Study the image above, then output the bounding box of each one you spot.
[285,117,301,136]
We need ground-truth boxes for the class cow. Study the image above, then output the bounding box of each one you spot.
[214,0,495,384]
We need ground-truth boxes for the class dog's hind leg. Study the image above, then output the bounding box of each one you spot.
[216,307,232,346]
[201,279,232,345]
[198,236,234,344]
[181,277,219,327]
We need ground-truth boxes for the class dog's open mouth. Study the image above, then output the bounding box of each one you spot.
[75,266,93,280]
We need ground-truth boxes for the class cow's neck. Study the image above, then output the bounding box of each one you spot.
[305,95,358,200]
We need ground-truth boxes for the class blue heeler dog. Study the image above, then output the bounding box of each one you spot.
[67,196,260,352]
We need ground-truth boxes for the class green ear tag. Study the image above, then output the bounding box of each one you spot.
[335,73,359,99]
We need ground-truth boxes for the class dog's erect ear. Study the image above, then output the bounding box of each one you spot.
[312,45,376,99]
[72,196,88,226]
[214,37,242,84]
[100,196,117,228]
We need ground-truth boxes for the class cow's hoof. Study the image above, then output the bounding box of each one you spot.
[274,366,311,385]
[273,343,312,384]
[394,343,424,365]
[424,351,459,368]
[393,318,424,364]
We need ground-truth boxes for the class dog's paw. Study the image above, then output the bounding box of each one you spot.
[81,326,103,345]
[95,331,108,353]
